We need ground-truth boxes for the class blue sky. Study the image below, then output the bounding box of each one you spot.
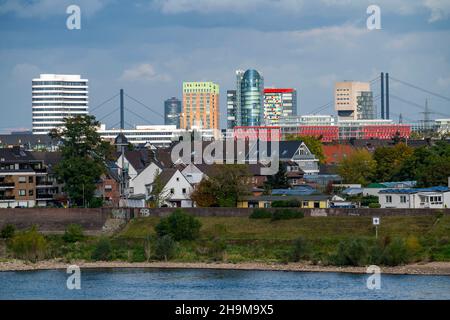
[1,0,450,132]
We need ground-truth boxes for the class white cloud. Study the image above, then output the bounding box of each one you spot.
[153,0,304,14]
[120,63,171,82]
[424,0,450,22]
[0,0,110,18]
[437,76,450,87]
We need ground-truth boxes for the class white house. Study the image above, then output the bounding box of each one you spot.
[181,163,206,185]
[379,186,450,209]
[147,168,194,208]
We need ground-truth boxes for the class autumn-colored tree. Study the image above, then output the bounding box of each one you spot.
[338,149,376,186]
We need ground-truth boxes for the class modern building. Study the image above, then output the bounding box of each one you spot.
[263,88,297,125]
[181,82,219,132]
[436,119,450,136]
[164,97,181,128]
[335,81,373,121]
[226,90,237,129]
[98,124,179,147]
[0,133,58,151]
[32,74,89,134]
[227,69,264,129]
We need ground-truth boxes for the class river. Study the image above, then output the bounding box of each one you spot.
[1,268,449,300]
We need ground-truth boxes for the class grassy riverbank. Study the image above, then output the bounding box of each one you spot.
[1,214,450,269]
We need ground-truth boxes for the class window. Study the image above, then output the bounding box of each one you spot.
[182,188,186,194]
[19,189,26,196]
[170,188,174,194]
[176,177,180,182]
[29,176,33,183]
[400,195,406,203]
[18,177,26,183]
[386,195,392,203]
[29,190,34,196]
[302,201,309,207]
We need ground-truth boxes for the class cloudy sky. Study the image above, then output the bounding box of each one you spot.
[1,0,449,132]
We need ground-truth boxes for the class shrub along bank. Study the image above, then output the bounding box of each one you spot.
[1,210,449,266]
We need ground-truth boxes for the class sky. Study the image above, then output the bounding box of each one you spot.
[0,0,449,133]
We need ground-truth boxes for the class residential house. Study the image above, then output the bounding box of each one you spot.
[146,168,194,207]
[379,186,450,209]
[363,181,417,197]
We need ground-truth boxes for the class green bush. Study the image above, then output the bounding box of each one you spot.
[271,209,304,221]
[9,226,47,262]
[1,224,16,239]
[155,209,202,241]
[382,238,410,266]
[91,237,112,261]
[249,208,272,219]
[155,235,177,261]
[62,224,85,243]
[290,237,311,262]
[368,203,381,208]
[330,239,368,266]
[361,195,379,207]
[271,200,301,208]
[207,237,227,261]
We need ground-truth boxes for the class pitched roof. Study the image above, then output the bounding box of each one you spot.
[0,147,38,162]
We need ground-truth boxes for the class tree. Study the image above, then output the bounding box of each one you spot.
[338,149,376,186]
[191,164,251,207]
[286,135,325,164]
[155,209,202,241]
[373,143,413,182]
[50,115,114,207]
[394,141,450,187]
[147,170,169,208]
[264,161,289,192]
[62,224,85,243]
[155,235,176,261]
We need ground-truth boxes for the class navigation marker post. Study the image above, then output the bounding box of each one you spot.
[372,217,380,239]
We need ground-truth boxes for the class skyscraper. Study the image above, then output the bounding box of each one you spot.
[335,81,373,121]
[263,88,297,125]
[227,69,264,129]
[181,82,219,131]
[32,74,89,134]
[164,97,181,128]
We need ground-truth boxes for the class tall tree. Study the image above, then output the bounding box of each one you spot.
[373,143,413,182]
[264,161,289,193]
[286,134,325,164]
[49,115,113,207]
[191,164,251,207]
[338,149,376,186]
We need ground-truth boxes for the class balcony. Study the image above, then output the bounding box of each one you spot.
[0,182,15,188]
[0,195,15,201]
[36,193,54,199]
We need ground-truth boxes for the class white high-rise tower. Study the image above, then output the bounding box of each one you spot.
[32,74,89,134]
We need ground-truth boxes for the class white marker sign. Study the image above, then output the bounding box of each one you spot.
[372,217,380,225]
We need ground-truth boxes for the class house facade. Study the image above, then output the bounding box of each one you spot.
[379,186,450,209]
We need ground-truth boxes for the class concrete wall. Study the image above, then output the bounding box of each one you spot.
[0,208,111,231]
[1,207,449,232]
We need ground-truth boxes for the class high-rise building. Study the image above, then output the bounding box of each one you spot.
[263,88,297,125]
[226,90,237,129]
[164,97,181,128]
[335,81,373,121]
[227,69,264,129]
[32,74,88,134]
[181,82,219,132]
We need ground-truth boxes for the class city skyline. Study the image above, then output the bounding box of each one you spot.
[1,0,450,133]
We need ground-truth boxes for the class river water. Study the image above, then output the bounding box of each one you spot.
[0,268,449,300]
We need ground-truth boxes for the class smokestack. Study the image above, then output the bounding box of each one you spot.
[380,73,385,119]
[386,73,390,120]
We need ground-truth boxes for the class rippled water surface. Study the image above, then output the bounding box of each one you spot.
[1,268,449,300]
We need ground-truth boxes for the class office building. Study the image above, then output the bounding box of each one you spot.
[32,74,89,134]
[263,88,297,125]
[227,69,264,129]
[164,97,181,128]
[335,81,373,121]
